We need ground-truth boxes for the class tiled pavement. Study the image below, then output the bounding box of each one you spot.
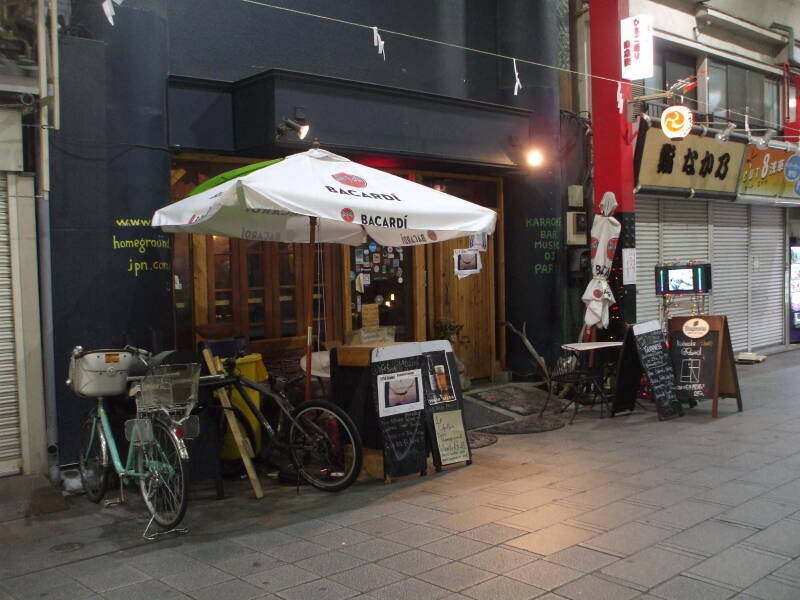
[3,351,800,599]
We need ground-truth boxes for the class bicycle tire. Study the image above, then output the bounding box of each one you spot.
[78,410,108,503]
[220,405,259,478]
[288,400,363,492]
[137,419,189,529]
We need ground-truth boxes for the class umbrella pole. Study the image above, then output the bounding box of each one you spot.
[304,217,318,402]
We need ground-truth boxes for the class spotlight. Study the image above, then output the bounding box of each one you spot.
[277,118,310,140]
[756,129,776,150]
[526,149,544,167]
[715,122,735,142]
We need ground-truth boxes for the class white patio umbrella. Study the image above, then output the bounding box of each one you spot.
[153,148,497,399]
[581,191,621,332]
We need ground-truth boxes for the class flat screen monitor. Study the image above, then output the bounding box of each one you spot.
[655,263,712,295]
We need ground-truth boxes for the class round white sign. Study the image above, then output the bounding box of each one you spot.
[661,106,693,139]
[682,318,710,339]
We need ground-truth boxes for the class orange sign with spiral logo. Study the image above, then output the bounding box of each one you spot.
[661,106,693,139]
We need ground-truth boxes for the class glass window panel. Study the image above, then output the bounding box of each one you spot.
[727,64,747,123]
[214,291,232,322]
[212,235,230,254]
[248,291,264,324]
[280,298,296,321]
[708,61,727,119]
[665,56,697,108]
[790,80,797,123]
[279,247,295,286]
[764,77,779,129]
[247,253,263,288]
[214,255,231,289]
[746,70,765,125]
[281,321,296,337]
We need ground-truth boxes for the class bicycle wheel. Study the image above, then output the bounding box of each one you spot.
[288,400,363,492]
[137,419,188,529]
[78,410,108,503]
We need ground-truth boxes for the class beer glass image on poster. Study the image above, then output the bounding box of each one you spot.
[378,369,424,417]
[423,350,456,405]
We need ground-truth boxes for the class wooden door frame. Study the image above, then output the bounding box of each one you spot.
[340,170,506,376]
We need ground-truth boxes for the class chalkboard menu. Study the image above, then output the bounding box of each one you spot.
[668,316,742,418]
[371,345,428,477]
[614,320,682,420]
[419,340,471,470]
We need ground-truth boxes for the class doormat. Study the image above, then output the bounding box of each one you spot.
[467,430,498,449]
[462,397,514,430]
[484,413,567,435]
[466,384,552,416]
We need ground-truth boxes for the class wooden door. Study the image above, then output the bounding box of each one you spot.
[429,234,496,380]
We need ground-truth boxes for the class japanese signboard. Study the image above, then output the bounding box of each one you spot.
[739,145,800,199]
[621,15,654,80]
[636,126,745,197]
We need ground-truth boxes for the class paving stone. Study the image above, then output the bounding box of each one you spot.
[721,453,778,471]
[276,578,357,600]
[350,517,410,537]
[125,549,206,578]
[775,556,800,582]
[319,508,388,527]
[102,580,192,600]
[275,519,342,539]
[767,478,800,504]
[736,465,800,489]
[392,506,452,525]
[370,577,450,600]
[743,577,800,600]
[329,563,404,592]
[569,501,655,531]
[745,519,800,557]
[1,568,95,600]
[377,548,452,576]
[294,550,366,577]
[213,552,286,577]
[665,520,756,556]
[545,546,618,572]
[668,454,724,473]
[382,524,452,547]
[263,540,330,563]
[695,483,768,507]
[506,560,582,590]
[421,536,491,560]
[417,562,495,592]
[432,491,512,514]
[649,575,735,600]
[160,566,233,593]
[644,500,727,530]
[718,498,798,529]
[340,539,410,561]
[600,546,700,589]
[461,524,528,545]
[68,564,151,593]
[672,467,749,488]
[233,530,301,552]
[581,521,675,557]
[564,484,641,509]
[307,528,373,549]
[630,484,707,508]
[190,578,267,600]
[499,504,586,532]
[432,507,517,532]
[461,546,537,575]
[688,545,789,589]
[495,487,577,510]
[180,539,253,563]
[243,564,319,593]
[506,524,597,556]
[461,575,544,600]
[556,574,639,600]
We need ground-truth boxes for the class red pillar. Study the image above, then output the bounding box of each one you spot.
[589,0,634,213]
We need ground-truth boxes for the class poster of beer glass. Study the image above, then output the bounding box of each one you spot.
[377,369,424,417]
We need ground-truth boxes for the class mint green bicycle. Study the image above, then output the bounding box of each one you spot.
[69,346,201,538]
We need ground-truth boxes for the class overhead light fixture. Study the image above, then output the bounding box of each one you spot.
[715,122,735,142]
[277,118,310,140]
[526,149,544,167]
[756,129,776,150]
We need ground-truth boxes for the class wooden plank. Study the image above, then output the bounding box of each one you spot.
[192,234,208,349]
[201,349,264,499]
[413,245,426,341]
[337,342,406,367]
[342,245,353,334]
[497,180,506,371]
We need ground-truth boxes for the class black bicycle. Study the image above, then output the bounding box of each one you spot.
[204,358,363,492]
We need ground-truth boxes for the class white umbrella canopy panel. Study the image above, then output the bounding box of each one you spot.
[152,148,497,246]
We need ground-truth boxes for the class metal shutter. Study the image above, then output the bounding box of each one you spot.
[635,197,660,323]
[0,172,20,475]
[711,203,749,352]
[749,206,785,350]
[662,199,709,317]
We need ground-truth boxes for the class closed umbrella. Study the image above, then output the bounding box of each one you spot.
[153,148,497,399]
[581,191,621,331]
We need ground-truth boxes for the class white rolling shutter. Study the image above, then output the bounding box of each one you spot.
[635,197,660,323]
[662,199,709,317]
[711,203,749,352]
[749,206,786,350]
[0,172,20,475]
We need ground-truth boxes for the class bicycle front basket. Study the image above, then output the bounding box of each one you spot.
[138,363,201,413]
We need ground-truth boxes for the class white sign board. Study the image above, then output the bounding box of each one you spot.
[622,248,636,285]
[620,15,653,80]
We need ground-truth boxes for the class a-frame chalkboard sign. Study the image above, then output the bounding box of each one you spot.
[613,320,683,420]
[668,315,742,418]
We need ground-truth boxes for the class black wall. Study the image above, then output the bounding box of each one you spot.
[52,0,564,462]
